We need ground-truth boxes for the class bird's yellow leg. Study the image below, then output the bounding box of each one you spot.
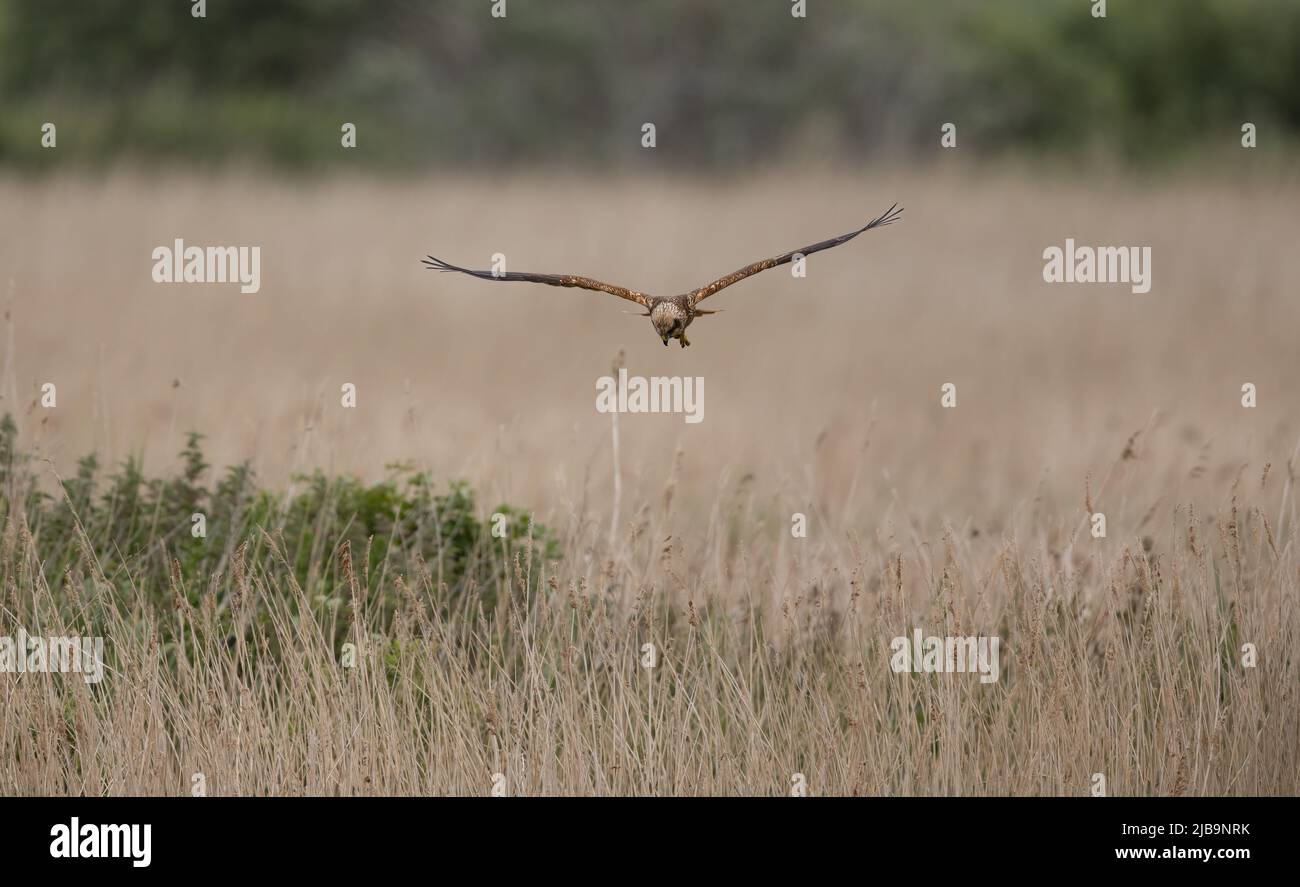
[679,331,691,347]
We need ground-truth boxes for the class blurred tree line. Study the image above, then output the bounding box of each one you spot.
[1,0,1296,171]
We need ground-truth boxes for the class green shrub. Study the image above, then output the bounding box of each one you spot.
[0,414,558,637]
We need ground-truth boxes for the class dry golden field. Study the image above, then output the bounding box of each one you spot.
[1,167,1298,795]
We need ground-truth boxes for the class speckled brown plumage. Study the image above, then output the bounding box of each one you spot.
[423,203,901,348]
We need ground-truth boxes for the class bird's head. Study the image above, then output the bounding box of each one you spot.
[650,302,680,345]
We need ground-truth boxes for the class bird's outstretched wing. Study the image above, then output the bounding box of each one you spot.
[690,203,903,305]
[423,256,651,307]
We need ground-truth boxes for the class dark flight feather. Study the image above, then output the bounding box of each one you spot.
[690,204,903,304]
[422,256,651,306]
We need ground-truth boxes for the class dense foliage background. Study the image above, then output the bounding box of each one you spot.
[2,0,1297,170]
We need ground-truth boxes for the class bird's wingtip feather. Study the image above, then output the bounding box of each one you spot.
[422,256,463,273]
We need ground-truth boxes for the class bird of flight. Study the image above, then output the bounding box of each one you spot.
[423,203,902,348]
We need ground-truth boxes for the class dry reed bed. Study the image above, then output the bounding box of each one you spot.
[2,451,1296,795]
[1,170,1298,794]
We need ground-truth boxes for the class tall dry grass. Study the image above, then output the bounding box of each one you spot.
[1,167,1298,794]
[3,458,1296,795]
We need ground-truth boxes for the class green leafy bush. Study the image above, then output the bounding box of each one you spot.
[0,414,558,635]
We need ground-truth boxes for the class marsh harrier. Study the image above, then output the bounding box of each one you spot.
[423,203,902,347]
